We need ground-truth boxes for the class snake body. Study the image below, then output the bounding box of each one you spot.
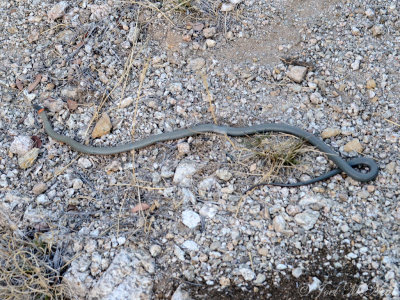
[34,105,378,185]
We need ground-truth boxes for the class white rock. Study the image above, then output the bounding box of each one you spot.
[182,240,199,252]
[78,157,92,169]
[276,264,287,270]
[230,0,243,3]
[287,66,308,83]
[216,169,232,181]
[182,210,201,229]
[308,277,321,293]
[294,210,320,230]
[48,1,69,21]
[205,39,216,48]
[351,59,361,71]
[119,96,134,108]
[221,3,234,12]
[187,58,205,71]
[171,285,193,300]
[149,244,162,257]
[199,204,218,218]
[203,27,216,38]
[174,245,186,261]
[240,268,255,281]
[356,283,369,294]
[254,273,266,284]
[89,249,153,299]
[292,267,303,278]
[273,215,286,233]
[371,24,384,36]
[173,161,198,187]
[10,136,34,156]
[36,194,49,205]
[177,142,190,155]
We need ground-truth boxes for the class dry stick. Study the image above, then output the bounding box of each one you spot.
[384,118,400,127]
[129,0,175,26]
[45,155,81,182]
[117,192,128,239]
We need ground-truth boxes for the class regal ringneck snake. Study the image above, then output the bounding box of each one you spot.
[34,105,378,187]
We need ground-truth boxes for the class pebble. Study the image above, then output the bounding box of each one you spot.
[240,268,255,281]
[182,210,201,229]
[61,87,80,100]
[294,210,320,230]
[276,264,287,270]
[10,136,34,156]
[174,245,186,261]
[254,273,266,284]
[149,244,162,257]
[215,169,232,181]
[119,96,134,108]
[48,1,69,21]
[366,79,376,89]
[287,66,308,83]
[203,27,216,38]
[219,276,231,287]
[43,98,64,112]
[177,142,190,156]
[18,148,39,169]
[206,39,216,48]
[292,267,303,278]
[78,157,92,169]
[273,215,287,233]
[36,194,49,205]
[32,182,47,195]
[321,128,341,139]
[199,204,218,218]
[371,24,384,36]
[92,113,112,138]
[187,58,205,71]
[173,161,198,187]
[257,248,268,256]
[308,277,321,293]
[182,240,199,252]
[343,139,363,153]
[220,3,234,12]
[171,285,193,300]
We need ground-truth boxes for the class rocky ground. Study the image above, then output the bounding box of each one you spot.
[0,0,399,299]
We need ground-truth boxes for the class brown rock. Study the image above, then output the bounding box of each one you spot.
[92,113,112,138]
[48,1,69,21]
[287,66,308,83]
[321,128,341,139]
[343,139,363,153]
[18,148,39,169]
[32,182,47,195]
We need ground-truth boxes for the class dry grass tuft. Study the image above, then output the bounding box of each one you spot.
[0,228,70,300]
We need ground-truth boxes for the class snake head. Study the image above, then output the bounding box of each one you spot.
[33,104,44,112]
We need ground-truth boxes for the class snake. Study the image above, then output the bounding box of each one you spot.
[33,104,378,187]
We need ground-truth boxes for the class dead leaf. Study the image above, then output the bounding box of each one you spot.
[131,203,150,213]
[16,79,24,91]
[67,99,78,111]
[27,74,42,92]
[31,136,42,148]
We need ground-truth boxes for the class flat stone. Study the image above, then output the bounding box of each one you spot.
[321,128,341,139]
[294,210,320,230]
[182,210,201,229]
[343,139,363,153]
[287,66,308,83]
[92,113,112,138]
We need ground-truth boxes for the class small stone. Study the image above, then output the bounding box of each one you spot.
[149,244,162,257]
[347,252,358,259]
[309,92,322,104]
[173,161,198,187]
[128,25,140,43]
[365,8,375,17]
[366,79,376,89]
[276,264,287,270]
[67,99,78,111]
[182,210,201,229]
[89,4,111,21]
[10,136,34,156]
[18,148,39,169]
[171,285,192,300]
[61,87,80,99]
[216,169,232,181]
[321,128,341,139]
[48,1,69,21]
[240,268,255,281]
[371,24,384,36]
[199,204,218,218]
[230,0,243,3]
[72,178,83,189]
[257,248,268,256]
[220,3,234,12]
[119,96,134,108]
[385,162,396,175]
[219,276,230,287]
[28,30,40,43]
[182,240,199,252]
[205,39,216,48]
[32,182,47,195]
[188,57,205,71]
[308,277,321,293]
[294,210,320,230]
[203,27,216,38]
[254,274,266,284]
[174,245,185,261]
[177,143,190,156]
[343,139,363,153]
[92,113,112,138]
[351,59,361,71]
[357,283,369,294]
[287,66,308,83]
[43,98,64,112]
[78,157,92,169]
[292,267,303,278]
[36,194,49,205]
[273,215,286,233]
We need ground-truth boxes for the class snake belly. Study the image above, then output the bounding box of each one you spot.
[34,105,378,185]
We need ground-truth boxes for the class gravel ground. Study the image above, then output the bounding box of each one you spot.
[0,0,399,299]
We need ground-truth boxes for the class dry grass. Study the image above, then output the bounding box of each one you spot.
[0,228,70,300]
